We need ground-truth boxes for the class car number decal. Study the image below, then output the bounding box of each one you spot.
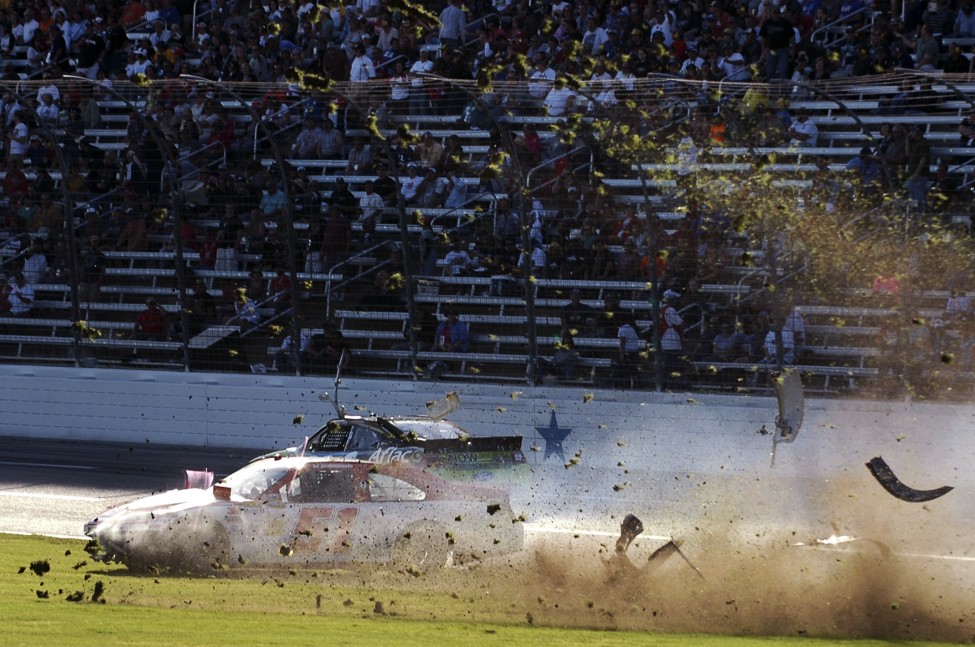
[291,506,359,556]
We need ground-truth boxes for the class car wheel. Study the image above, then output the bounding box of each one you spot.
[392,522,451,573]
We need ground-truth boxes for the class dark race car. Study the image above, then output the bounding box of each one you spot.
[258,416,526,483]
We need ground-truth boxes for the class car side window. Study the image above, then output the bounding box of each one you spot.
[291,467,357,502]
[367,473,426,502]
[346,425,386,452]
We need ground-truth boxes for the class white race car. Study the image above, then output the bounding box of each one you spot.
[85,456,523,573]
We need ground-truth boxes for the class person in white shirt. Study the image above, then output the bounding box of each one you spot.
[8,272,34,316]
[348,44,375,82]
[19,9,39,45]
[399,163,424,205]
[581,16,609,54]
[543,83,577,117]
[22,241,48,284]
[7,111,29,161]
[528,56,556,101]
[788,110,818,147]
[36,93,59,128]
[409,50,434,114]
[359,181,385,221]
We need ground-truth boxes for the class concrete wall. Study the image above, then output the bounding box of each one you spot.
[2,364,972,545]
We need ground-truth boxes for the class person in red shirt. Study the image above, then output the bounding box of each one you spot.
[270,265,292,314]
[134,297,168,340]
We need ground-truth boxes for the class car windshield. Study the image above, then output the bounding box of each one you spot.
[219,462,295,500]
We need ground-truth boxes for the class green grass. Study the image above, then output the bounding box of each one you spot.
[1,534,958,646]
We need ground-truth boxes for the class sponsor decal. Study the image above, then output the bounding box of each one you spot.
[367,447,423,464]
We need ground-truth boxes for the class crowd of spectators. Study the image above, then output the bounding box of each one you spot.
[0,0,969,385]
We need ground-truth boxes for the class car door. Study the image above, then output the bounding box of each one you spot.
[275,462,365,565]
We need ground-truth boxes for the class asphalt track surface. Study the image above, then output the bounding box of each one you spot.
[0,435,255,538]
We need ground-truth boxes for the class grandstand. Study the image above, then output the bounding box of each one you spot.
[0,1,972,400]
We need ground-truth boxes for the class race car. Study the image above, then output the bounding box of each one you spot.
[258,415,526,482]
[85,456,524,573]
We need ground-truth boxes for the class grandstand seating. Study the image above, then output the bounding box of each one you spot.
[0,68,971,398]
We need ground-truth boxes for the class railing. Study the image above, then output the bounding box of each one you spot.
[251,97,310,158]
[809,7,872,50]
[325,239,397,317]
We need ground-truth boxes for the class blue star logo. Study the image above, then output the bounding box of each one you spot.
[536,410,571,462]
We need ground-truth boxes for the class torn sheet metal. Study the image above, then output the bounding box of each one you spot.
[770,369,804,466]
[426,392,461,420]
[866,456,954,502]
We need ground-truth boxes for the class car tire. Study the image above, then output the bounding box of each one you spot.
[392,522,451,573]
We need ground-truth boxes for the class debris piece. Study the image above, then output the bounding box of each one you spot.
[426,392,460,420]
[292,414,304,425]
[865,456,953,502]
[91,581,105,603]
[36,590,49,599]
[583,393,594,404]
[29,560,50,576]
[615,514,644,554]
[486,503,501,516]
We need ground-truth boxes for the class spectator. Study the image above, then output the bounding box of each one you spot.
[359,180,384,223]
[319,117,344,159]
[269,265,292,313]
[957,2,975,37]
[416,167,447,208]
[345,137,373,174]
[659,288,685,369]
[443,239,474,276]
[229,287,261,331]
[538,331,581,383]
[416,132,443,170]
[7,111,28,162]
[349,44,376,82]
[8,272,34,317]
[439,0,467,47]
[760,4,794,80]
[712,320,745,362]
[399,162,424,205]
[274,324,310,372]
[303,320,350,374]
[22,240,48,284]
[905,125,931,213]
[616,313,642,387]
[133,297,169,340]
[787,109,818,147]
[761,316,796,365]
[426,307,469,380]
[291,116,326,159]
[898,24,940,71]
[561,288,594,336]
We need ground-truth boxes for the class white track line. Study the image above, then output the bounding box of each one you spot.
[0,491,105,502]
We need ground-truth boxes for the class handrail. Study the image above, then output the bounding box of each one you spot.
[463,13,500,47]
[525,144,592,189]
[251,97,310,158]
[325,239,397,317]
[375,54,408,74]
[809,6,872,48]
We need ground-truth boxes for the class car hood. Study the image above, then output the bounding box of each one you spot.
[87,488,215,530]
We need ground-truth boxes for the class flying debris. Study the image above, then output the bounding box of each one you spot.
[865,456,954,502]
[606,513,704,581]
[770,369,804,466]
[426,392,460,420]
